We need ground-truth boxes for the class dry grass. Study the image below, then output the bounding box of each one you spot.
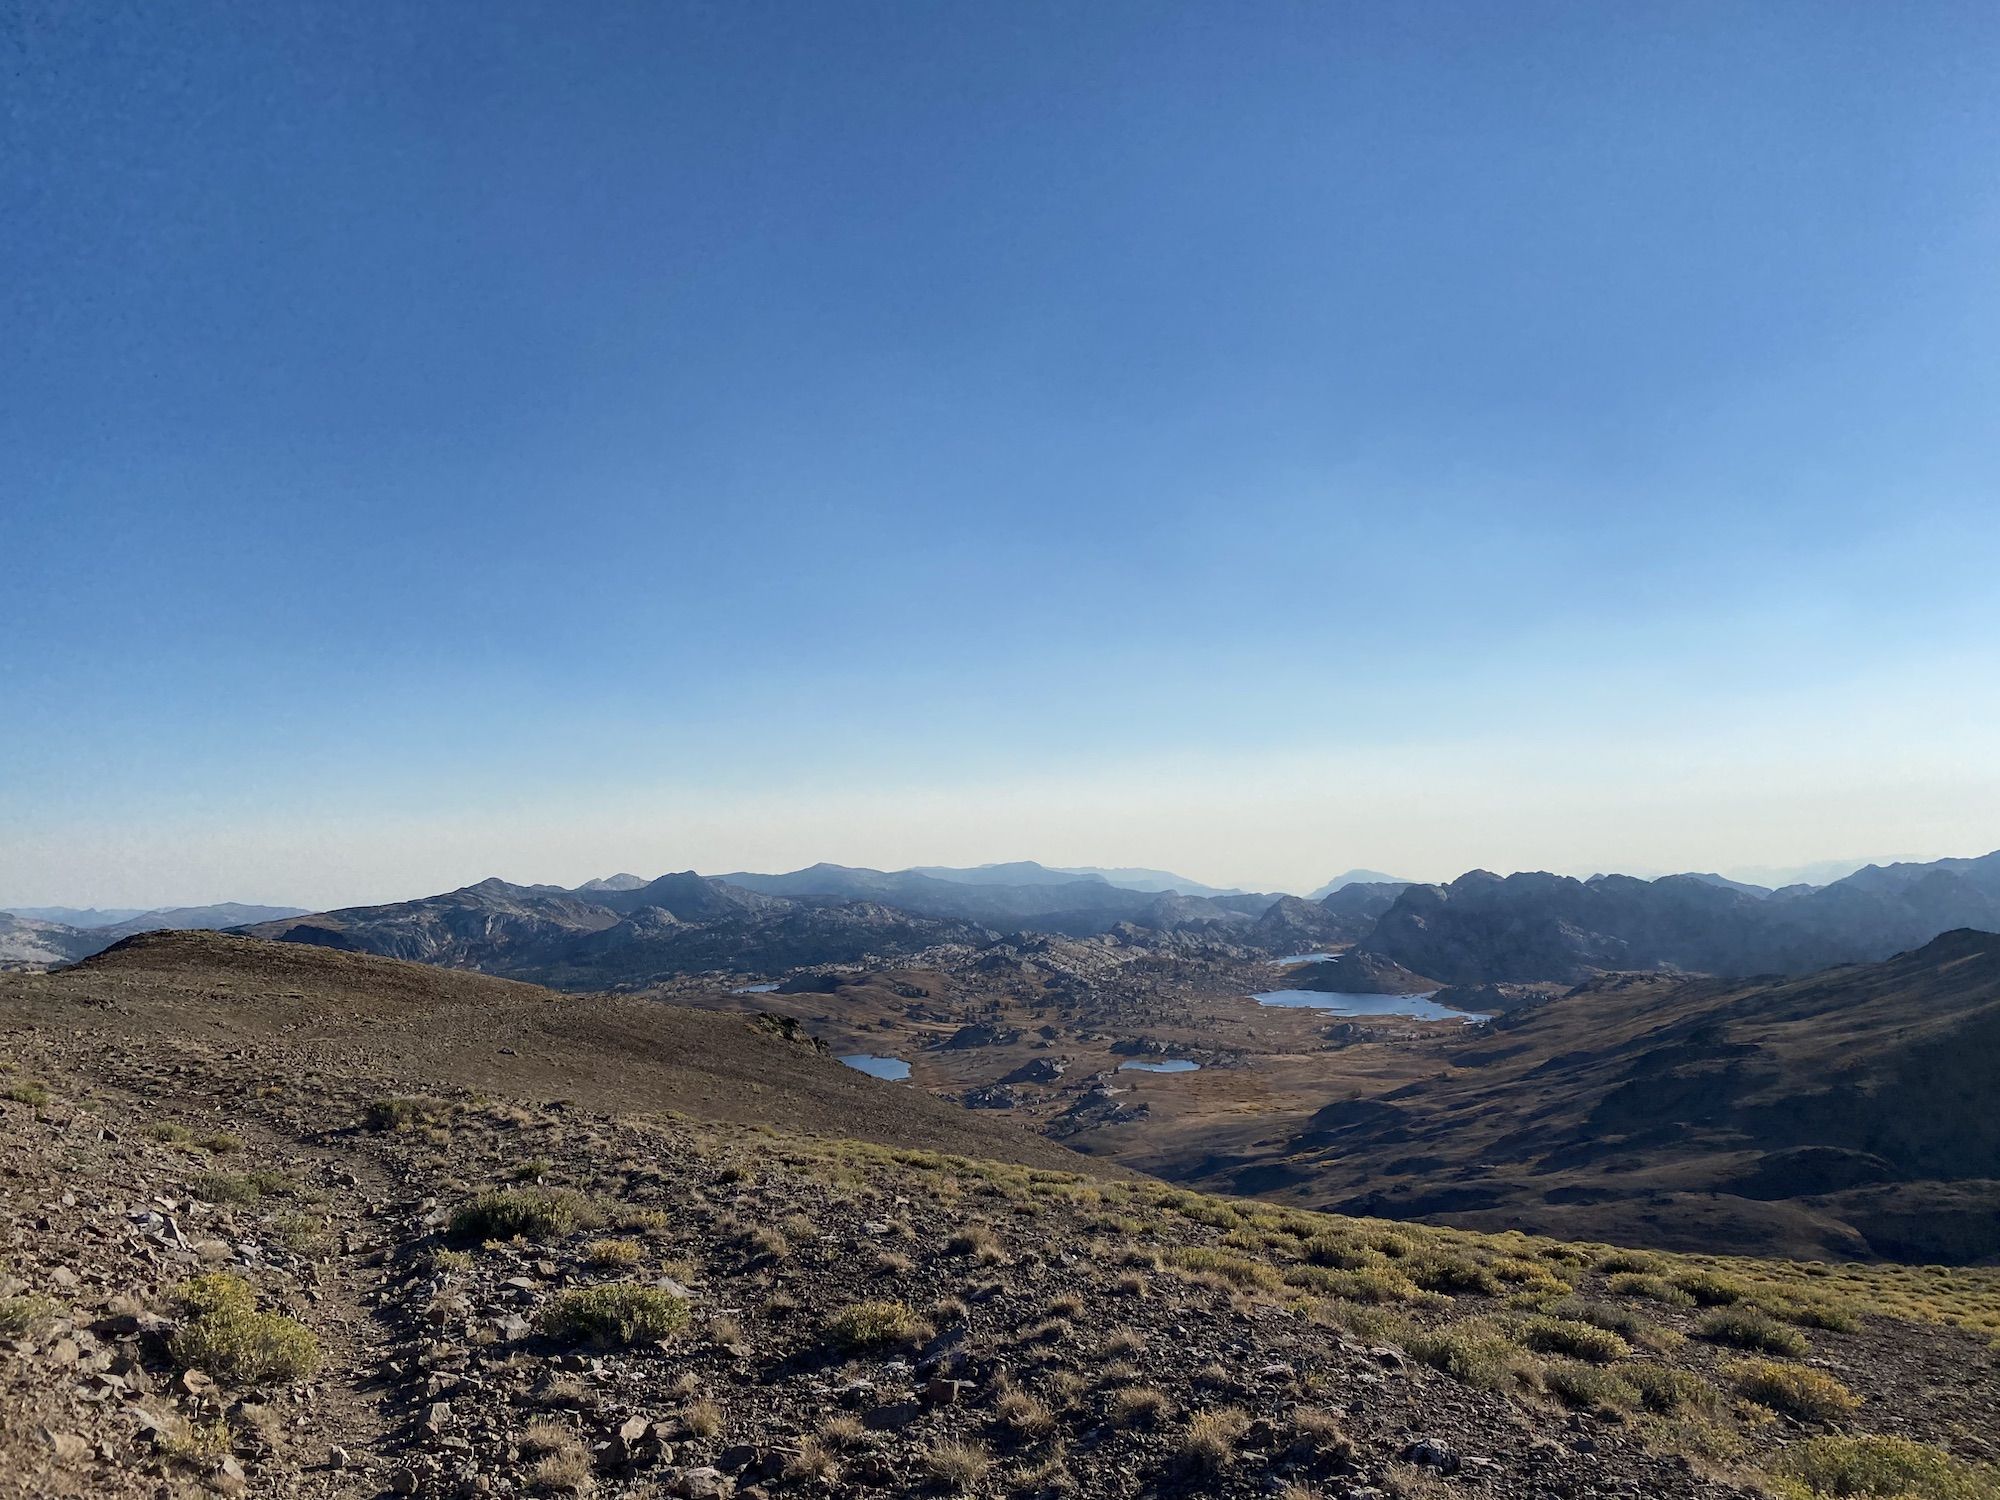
[920,1438,992,1491]
[1108,1386,1173,1428]
[995,1388,1057,1439]
[784,1437,840,1482]
[1182,1405,1252,1471]
[681,1398,724,1439]
[817,1413,867,1450]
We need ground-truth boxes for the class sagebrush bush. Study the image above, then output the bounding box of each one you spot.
[1608,1272,1696,1307]
[1624,1363,1724,1415]
[584,1237,643,1268]
[1729,1359,1862,1421]
[1595,1248,1662,1275]
[0,1294,63,1337]
[1519,1316,1631,1363]
[1301,1233,1373,1269]
[1164,1246,1282,1291]
[191,1169,293,1205]
[1672,1269,1750,1307]
[364,1095,447,1131]
[1405,1319,1535,1391]
[823,1299,931,1350]
[1407,1252,1501,1295]
[450,1189,595,1242]
[1769,1433,2000,1500]
[1286,1264,1421,1303]
[1698,1306,1810,1356]
[536,1284,689,1346]
[169,1274,320,1385]
[1542,1359,1640,1412]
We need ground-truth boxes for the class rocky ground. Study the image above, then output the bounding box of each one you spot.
[4,936,1999,1500]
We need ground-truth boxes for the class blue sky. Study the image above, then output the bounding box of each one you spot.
[5,1,1998,906]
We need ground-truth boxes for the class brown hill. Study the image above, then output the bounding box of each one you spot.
[14,930,1090,1172]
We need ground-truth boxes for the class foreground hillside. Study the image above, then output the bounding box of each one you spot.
[3,937,1999,1500]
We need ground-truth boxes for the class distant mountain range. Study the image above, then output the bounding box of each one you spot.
[13,850,2000,991]
[1359,852,2000,984]
[1305,869,1412,900]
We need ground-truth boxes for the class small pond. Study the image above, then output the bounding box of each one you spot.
[839,1054,911,1081]
[1273,952,1340,966]
[1117,1059,1201,1073]
[1254,989,1490,1023]
[731,981,780,994]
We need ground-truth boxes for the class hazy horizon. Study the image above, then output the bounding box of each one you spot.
[7,4,1998,912]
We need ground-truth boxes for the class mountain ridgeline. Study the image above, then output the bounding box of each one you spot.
[159,849,2000,992]
[1358,854,2000,984]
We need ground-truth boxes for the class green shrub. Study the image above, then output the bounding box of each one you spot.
[363,1096,447,1131]
[1595,1249,1662,1274]
[1548,1297,1654,1341]
[268,1211,331,1256]
[195,1132,244,1154]
[1312,1300,1415,1346]
[1542,1359,1639,1411]
[3,1081,50,1106]
[1285,1264,1420,1303]
[1408,1252,1501,1296]
[1405,1319,1534,1391]
[450,1189,594,1242]
[0,1294,63,1336]
[1671,1269,1749,1307]
[1492,1256,1570,1292]
[1163,1246,1282,1291]
[1697,1306,1809,1356]
[1518,1316,1631,1363]
[1769,1434,2000,1500]
[1301,1234,1374,1269]
[191,1170,294,1205]
[536,1284,688,1347]
[178,1273,257,1319]
[1729,1359,1862,1421]
[1770,1295,1860,1333]
[1607,1272,1696,1307]
[170,1275,320,1385]
[1624,1363,1724,1415]
[823,1299,932,1350]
